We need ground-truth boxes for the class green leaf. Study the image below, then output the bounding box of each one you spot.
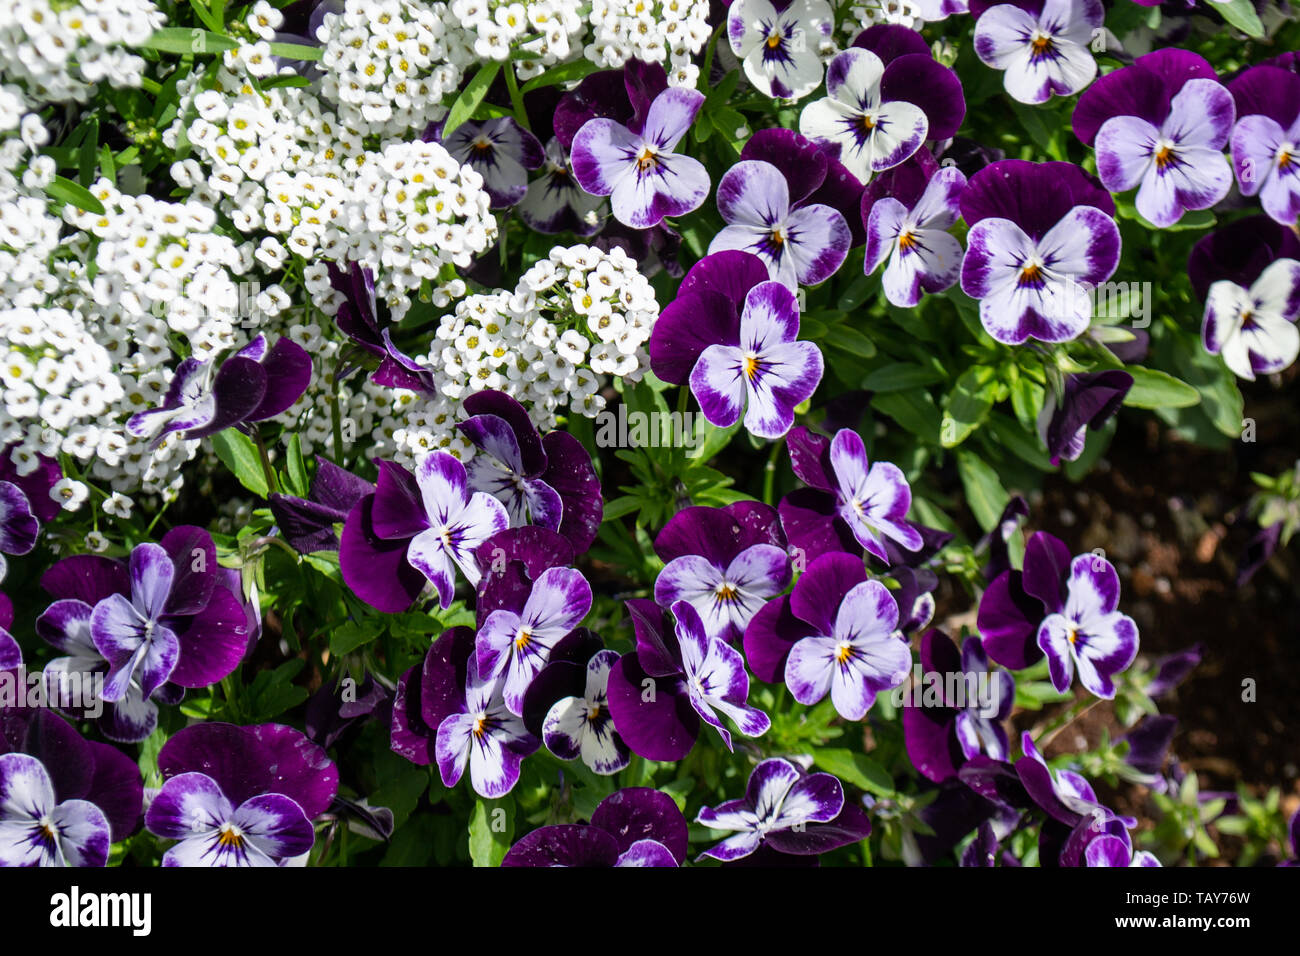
[519,58,600,94]
[284,433,308,498]
[860,363,943,393]
[872,389,942,442]
[811,748,895,797]
[956,449,1010,532]
[45,176,105,215]
[941,364,997,448]
[468,797,515,867]
[328,620,379,656]
[1213,0,1265,37]
[823,322,877,359]
[443,62,503,142]
[268,41,323,61]
[138,27,238,54]
[210,429,269,497]
[1122,366,1200,409]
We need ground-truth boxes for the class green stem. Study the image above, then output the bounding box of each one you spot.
[330,369,345,465]
[251,428,280,496]
[504,64,530,131]
[699,20,726,89]
[762,437,785,506]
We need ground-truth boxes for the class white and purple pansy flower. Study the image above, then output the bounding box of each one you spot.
[570,86,710,230]
[744,552,911,721]
[696,757,872,862]
[1073,49,1235,229]
[457,389,603,553]
[863,154,967,307]
[902,631,1015,783]
[709,159,852,289]
[1188,215,1300,380]
[145,772,315,867]
[1084,833,1161,867]
[977,529,1074,671]
[689,279,824,440]
[517,137,605,236]
[0,479,38,588]
[959,159,1121,346]
[726,0,834,102]
[652,502,790,645]
[502,788,687,867]
[125,334,312,447]
[476,565,593,717]
[432,116,545,209]
[539,650,629,776]
[972,0,1102,105]
[0,753,111,867]
[799,27,964,187]
[1036,370,1133,465]
[1229,64,1300,227]
[268,457,375,555]
[1037,554,1139,699]
[340,452,509,613]
[776,425,923,564]
[147,721,337,867]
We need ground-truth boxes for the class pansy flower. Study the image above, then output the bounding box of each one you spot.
[1229,64,1300,226]
[696,757,871,861]
[1037,554,1139,699]
[476,565,592,716]
[503,788,687,867]
[800,27,964,186]
[726,0,834,102]
[606,599,769,760]
[570,86,710,230]
[972,0,1102,105]
[1073,50,1234,228]
[326,262,440,394]
[776,425,923,564]
[1084,834,1160,867]
[457,389,602,553]
[340,452,509,613]
[903,630,1014,783]
[430,116,545,209]
[739,127,869,246]
[125,334,312,447]
[959,159,1120,345]
[0,753,110,867]
[539,649,630,776]
[652,502,790,644]
[744,552,911,720]
[0,479,39,587]
[518,138,604,236]
[709,160,851,289]
[1036,370,1132,464]
[268,457,375,555]
[863,156,967,307]
[148,722,337,867]
[689,280,824,440]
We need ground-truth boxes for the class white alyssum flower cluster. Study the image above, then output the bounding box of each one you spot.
[446,0,584,78]
[0,0,164,111]
[585,0,713,87]
[841,0,926,36]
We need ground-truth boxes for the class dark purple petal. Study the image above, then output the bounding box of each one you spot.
[790,551,869,637]
[40,554,129,605]
[763,802,872,855]
[461,390,548,475]
[860,149,939,225]
[339,495,427,614]
[184,356,267,440]
[418,627,477,733]
[245,723,338,819]
[1188,215,1300,302]
[605,652,698,761]
[850,24,932,64]
[1044,372,1132,465]
[591,787,689,864]
[159,525,217,617]
[368,460,428,541]
[881,54,966,141]
[653,502,784,567]
[540,431,603,553]
[649,289,744,386]
[624,598,683,678]
[158,722,273,807]
[786,425,836,491]
[957,755,1032,811]
[742,595,805,684]
[739,128,829,206]
[1123,714,1177,778]
[0,446,62,523]
[778,488,861,562]
[959,159,1114,240]
[167,586,250,688]
[1022,531,1071,614]
[977,570,1044,670]
[1228,64,1300,131]
[246,338,313,422]
[1148,643,1203,697]
[501,823,620,866]
[83,741,143,842]
[1072,48,1219,147]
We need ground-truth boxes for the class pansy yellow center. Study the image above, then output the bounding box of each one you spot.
[835,641,854,664]
[1153,141,1177,170]
[766,30,782,49]
[716,582,738,603]
[898,230,917,252]
[636,146,657,172]
[38,817,57,842]
[587,703,602,721]
[1029,32,1054,58]
[470,135,493,155]
[860,113,876,133]
[217,823,245,849]
[1279,146,1295,170]
[514,627,532,651]
[1018,259,1045,287]
[471,712,488,737]
[742,352,762,381]
[769,225,787,248]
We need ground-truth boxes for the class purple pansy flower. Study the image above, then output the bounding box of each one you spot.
[652,502,790,645]
[125,334,312,447]
[476,565,592,717]
[540,649,629,776]
[959,159,1120,345]
[977,529,1073,670]
[1037,554,1139,699]
[1202,258,1300,381]
[304,673,392,750]
[340,452,509,613]
[570,87,710,230]
[1084,833,1160,867]
[863,161,966,307]
[0,479,39,588]
[145,772,314,867]
[727,0,834,102]
[709,160,851,289]
[1036,370,1132,464]
[777,426,923,564]
[903,631,1014,783]
[0,753,110,867]
[268,457,374,555]
[457,390,603,553]
[326,262,440,394]
[743,552,910,720]
[421,628,539,797]
[1229,65,1300,226]
[972,0,1102,105]
[518,138,605,235]
[799,27,964,187]
[1074,49,1235,228]
[503,787,687,867]
[696,757,871,861]
[689,280,824,440]
[431,116,544,209]
[606,599,770,759]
